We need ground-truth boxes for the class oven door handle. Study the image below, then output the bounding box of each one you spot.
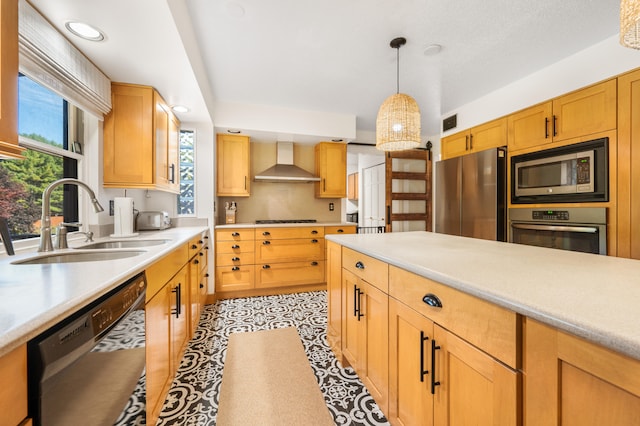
[511,223,599,233]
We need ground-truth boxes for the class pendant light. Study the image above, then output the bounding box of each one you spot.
[621,0,640,49]
[376,37,421,151]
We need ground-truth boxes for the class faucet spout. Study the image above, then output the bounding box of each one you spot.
[38,178,104,252]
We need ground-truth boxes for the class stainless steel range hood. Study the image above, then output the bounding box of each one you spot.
[254,142,321,183]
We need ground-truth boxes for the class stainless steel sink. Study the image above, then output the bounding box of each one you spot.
[12,250,145,265]
[76,239,170,249]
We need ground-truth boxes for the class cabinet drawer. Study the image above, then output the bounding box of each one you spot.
[216,228,255,242]
[255,238,324,263]
[389,265,520,369]
[256,260,325,288]
[215,240,255,254]
[256,226,325,240]
[216,252,255,266]
[342,247,389,292]
[188,235,205,259]
[146,243,189,300]
[215,265,255,292]
[325,225,356,235]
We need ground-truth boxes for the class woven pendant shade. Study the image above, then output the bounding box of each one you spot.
[621,0,640,49]
[376,93,421,151]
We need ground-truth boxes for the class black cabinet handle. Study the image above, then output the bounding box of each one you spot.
[262,264,271,269]
[198,240,203,244]
[263,240,271,245]
[356,287,364,320]
[355,261,365,269]
[311,261,318,266]
[205,273,210,278]
[204,235,209,239]
[465,135,469,150]
[311,239,318,243]
[232,266,240,271]
[191,244,198,249]
[420,331,429,382]
[231,232,240,237]
[231,244,240,249]
[469,134,473,150]
[431,339,441,394]
[353,285,358,317]
[199,283,204,289]
[169,163,176,183]
[553,114,558,136]
[337,229,344,233]
[311,230,318,234]
[262,231,271,236]
[231,257,240,261]
[199,252,204,256]
[423,293,443,308]
[545,116,550,138]
[194,259,199,265]
[172,283,181,318]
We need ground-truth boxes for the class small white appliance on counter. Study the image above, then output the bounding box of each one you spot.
[136,211,171,230]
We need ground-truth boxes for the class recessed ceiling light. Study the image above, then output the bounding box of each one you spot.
[65,21,105,41]
[423,44,442,56]
[171,105,190,113]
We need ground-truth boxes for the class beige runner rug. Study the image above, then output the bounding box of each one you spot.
[217,327,334,426]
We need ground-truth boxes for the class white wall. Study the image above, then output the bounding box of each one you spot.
[440,35,640,144]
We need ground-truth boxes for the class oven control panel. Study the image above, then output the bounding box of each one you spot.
[531,210,570,221]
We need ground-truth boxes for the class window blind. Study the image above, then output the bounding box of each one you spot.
[17,0,111,117]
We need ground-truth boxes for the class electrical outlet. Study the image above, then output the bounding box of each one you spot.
[329,202,334,211]
[109,200,114,216]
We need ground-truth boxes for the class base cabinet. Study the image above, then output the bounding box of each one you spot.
[524,318,640,426]
[326,241,342,360]
[0,344,29,426]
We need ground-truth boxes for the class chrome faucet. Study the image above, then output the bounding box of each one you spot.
[38,178,104,252]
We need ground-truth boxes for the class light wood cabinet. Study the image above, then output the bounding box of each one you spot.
[341,249,389,414]
[0,0,22,160]
[326,240,342,360]
[169,265,189,372]
[524,318,640,426]
[347,172,359,200]
[215,228,255,292]
[0,344,28,426]
[508,79,616,152]
[617,69,640,260]
[216,133,250,196]
[315,142,347,198]
[103,83,180,193]
[441,117,506,160]
[325,225,356,235]
[188,234,208,336]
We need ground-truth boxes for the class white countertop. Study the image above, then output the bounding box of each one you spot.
[215,222,356,229]
[0,226,208,357]
[326,231,640,361]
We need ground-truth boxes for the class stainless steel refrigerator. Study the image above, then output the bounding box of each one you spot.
[435,147,507,241]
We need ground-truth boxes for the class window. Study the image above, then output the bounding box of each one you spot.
[177,130,195,215]
[0,74,82,241]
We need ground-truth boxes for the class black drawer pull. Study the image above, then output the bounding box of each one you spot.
[262,264,271,269]
[311,230,318,234]
[355,261,365,269]
[199,252,204,256]
[423,293,443,308]
[199,283,204,288]
[420,330,429,382]
[231,266,240,271]
[311,261,318,266]
[431,339,441,394]
[263,231,271,236]
[337,229,344,233]
[231,232,240,237]
[198,240,203,244]
[231,257,240,261]
[263,240,271,245]
[194,259,199,265]
[191,244,197,249]
[204,273,210,278]
[231,244,240,249]
[311,239,318,243]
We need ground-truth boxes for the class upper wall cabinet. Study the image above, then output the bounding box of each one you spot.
[315,142,346,198]
[441,117,507,160]
[103,83,180,193]
[216,133,251,197]
[508,79,617,153]
[0,0,22,160]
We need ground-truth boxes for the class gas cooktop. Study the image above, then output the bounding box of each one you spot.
[255,219,317,224]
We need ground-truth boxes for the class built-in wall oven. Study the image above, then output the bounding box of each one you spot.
[28,273,146,426]
[509,207,607,255]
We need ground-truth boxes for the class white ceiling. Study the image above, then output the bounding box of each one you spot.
[28,0,621,143]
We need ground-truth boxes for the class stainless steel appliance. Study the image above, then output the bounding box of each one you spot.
[435,147,507,241]
[511,137,608,203]
[255,219,317,224]
[28,273,146,426]
[509,207,607,255]
[136,210,171,230]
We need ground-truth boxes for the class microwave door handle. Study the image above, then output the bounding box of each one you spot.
[511,223,598,233]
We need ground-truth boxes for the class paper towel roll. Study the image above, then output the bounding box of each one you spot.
[111,197,138,237]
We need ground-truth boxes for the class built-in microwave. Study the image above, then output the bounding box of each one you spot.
[511,137,608,203]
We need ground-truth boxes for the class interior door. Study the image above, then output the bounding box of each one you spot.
[362,163,385,227]
[385,149,433,232]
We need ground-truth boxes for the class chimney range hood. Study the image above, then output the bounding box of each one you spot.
[254,142,321,183]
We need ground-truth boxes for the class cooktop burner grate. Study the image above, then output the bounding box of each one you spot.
[255,219,317,224]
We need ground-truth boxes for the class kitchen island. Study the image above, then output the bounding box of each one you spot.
[326,231,640,425]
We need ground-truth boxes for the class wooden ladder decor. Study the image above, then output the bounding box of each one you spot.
[384,143,433,232]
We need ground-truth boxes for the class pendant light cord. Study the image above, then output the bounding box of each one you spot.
[396,46,400,94]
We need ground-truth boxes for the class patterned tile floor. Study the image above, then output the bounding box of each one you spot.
[118,291,389,425]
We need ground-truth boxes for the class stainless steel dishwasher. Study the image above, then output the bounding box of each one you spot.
[28,273,147,426]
